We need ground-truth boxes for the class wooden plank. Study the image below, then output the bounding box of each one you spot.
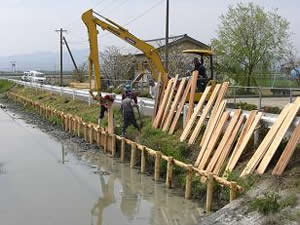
[152,73,162,122]
[188,84,222,145]
[225,111,262,173]
[162,78,187,132]
[152,79,174,128]
[185,70,199,123]
[213,114,245,175]
[202,109,241,171]
[256,103,299,174]
[194,100,227,167]
[200,82,229,148]
[160,75,179,128]
[194,111,229,167]
[240,104,292,177]
[107,106,114,134]
[168,78,192,134]
[180,85,212,141]
[272,122,300,175]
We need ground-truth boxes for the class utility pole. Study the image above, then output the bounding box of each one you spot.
[165,0,169,72]
[55,28,67,86]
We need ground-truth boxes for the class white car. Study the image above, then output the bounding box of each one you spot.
[21,71,30,81]
[28,71,46,83]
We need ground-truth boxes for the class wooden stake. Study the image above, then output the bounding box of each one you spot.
[141,146,146,173]
[206,173,214,212]
[166,157,174,188]
[121,137,125,162]
[185,165,193,199]
[96,128,101,146]
[154,151,162,181]
[111,134,116,157]
[104,131,108,153]
[88,124,93,144]
[130,142,137,168]
[107,106,114,135]
[230,182,237,202]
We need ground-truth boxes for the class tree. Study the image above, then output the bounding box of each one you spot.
[72,62,87,83]
[100,46,136,83]
[212,2,292,86]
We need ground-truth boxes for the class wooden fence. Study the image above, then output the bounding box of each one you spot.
[8,91,244,212]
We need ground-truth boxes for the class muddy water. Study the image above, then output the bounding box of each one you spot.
[0,108,204,225]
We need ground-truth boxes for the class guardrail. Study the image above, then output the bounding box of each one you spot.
[3,78,300,129]
[5,79,154,112]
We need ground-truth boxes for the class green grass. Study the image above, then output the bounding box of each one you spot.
[0,80,14,93]
[249,192,281,215]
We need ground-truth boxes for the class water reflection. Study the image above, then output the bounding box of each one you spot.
[87,152,204,225]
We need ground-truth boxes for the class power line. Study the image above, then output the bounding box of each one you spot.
[98,0,164,40]
[124,0,164,26]
[65,0,165,48]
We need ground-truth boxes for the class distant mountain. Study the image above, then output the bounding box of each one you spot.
[0,49,89,71]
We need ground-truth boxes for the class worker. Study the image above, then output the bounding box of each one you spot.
[122,84,137,104]
[89,91,115,125]
[193,57,207,92]
[120,93,140,136]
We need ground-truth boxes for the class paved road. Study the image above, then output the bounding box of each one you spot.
[227,97,293,108]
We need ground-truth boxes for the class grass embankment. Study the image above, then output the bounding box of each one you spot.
[6,84,300,216]
[10,85,213,197]
[0,80,14,94]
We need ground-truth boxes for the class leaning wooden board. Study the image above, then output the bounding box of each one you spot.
[272,122,300,175]
[180,85,212,141]
[194,111,229,168]
[225,111,262,174]
[160,75,179,128]
[152,73,162,122]
[194,100,227,168]
[152,79,174,128]
[200,82,229,147]
[213,114,245,175]
[162,78,187,132]
[168,79,192,134]
[203,109,241,171]
[240,104,292,177]
[188,84,221,145]
[185,70,199,123]
[256,102,300,174]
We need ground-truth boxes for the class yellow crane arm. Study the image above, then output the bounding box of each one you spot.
[82,9,168,94]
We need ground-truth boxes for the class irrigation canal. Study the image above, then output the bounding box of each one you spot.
[0,106,204,225]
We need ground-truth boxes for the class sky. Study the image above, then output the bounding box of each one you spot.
[1,0,300,58]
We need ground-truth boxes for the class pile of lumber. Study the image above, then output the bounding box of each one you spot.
[241,97,300,176]
[152,75,299,177]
